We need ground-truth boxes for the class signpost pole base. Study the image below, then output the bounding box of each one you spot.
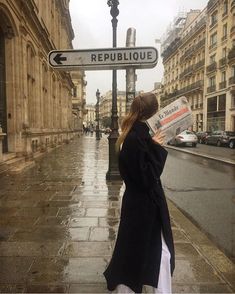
[106,131,121,181]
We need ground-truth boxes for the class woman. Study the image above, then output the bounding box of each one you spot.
[103,92,175,293]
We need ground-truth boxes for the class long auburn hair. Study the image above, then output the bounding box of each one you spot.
[116,92,158,150]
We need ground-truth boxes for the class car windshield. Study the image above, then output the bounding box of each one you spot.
[184,131,194,135]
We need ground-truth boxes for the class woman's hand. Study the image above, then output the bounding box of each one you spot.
[152,130,165,145]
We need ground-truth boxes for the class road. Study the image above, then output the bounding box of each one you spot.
[162,147,235,260]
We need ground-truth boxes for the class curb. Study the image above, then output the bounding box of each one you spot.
[165,145,235,166]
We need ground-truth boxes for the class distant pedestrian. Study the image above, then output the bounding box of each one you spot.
[103,92,175,293]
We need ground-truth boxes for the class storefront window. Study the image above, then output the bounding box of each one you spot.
[207,96,217,112]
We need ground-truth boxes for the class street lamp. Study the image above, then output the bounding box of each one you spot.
[106,0,121,180]
[96,89,101,140]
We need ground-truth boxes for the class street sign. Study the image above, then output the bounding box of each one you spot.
[48,47,158,71]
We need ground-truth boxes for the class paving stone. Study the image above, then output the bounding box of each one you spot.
[68,283,108,293]
[0,241,65,257]
[173,258,223,283]
[25,284,69,293]
[0,257,33,283]
[98,217,120,228]
[172,283,233,293]
[89,227,116,241]
[69,217,98,227]
[69,227,90,241]
[64,257,107,283]
[63,241,112,257]
[86,208,117,217]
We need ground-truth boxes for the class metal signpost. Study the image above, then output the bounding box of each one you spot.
[48,47,158,71]
[48,46,158,180]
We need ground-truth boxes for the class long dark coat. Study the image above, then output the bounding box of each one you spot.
[103,120,175,293]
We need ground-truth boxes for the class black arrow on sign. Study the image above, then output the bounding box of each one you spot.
[53,53,67,65]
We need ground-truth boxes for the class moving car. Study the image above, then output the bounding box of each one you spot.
[205,131,235,148]
[168,130,198,147]
[196,131,212,144]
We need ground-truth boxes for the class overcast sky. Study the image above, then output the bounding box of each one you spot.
[69,0,208,104]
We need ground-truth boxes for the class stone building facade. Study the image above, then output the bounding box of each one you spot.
[99,90,127,128]
[84,104,96,129]
[71,71,87,134]
[0,0,76,171]
[160,0,235,132]
[204,0,235,131]
[161,9,206,132]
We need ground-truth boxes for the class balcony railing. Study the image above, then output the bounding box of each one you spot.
[162,38,181,62]
[209,43,217,50]
[181,17,206,45]
[229,76,235,85]
[179,65,194,79]
[219,81,227,89]
[207,85,216,93]
[230,26,235,35]
[231,0,235,11]
[210,20,218,28]
[228,47,235,61]
[178,80,204,95]
[207,0,219,10]
[194,38,206,51]
[206,62,217,73]
[194,59,205,70]
[221,35,227,42]
[219,57,227,67]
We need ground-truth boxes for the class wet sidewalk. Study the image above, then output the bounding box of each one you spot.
[0,135,234,293]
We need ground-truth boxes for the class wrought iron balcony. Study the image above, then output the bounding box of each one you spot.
[194,59,205,71]
[207,0,219,10]
[219,81,227,89]
[229,76,235,85]
[206,62,217,73]
[228,47,235,61]
[231,0,235,11]
[207,85,216,93]
[219,57,227,67]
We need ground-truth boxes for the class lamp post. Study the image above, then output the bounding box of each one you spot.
[96,89,101,140]
[106,0,121,180]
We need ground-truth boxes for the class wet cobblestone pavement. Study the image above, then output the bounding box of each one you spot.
[0,135,234,293]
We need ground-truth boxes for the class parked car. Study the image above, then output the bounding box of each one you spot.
[196,131,212,144]
[168,130,198,147]
[205,131,235,148]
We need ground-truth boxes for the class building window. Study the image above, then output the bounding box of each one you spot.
[232,95,235,108]
[221,71,226,82]
[219,94,226,111]
[223,0,228,15]
[209,76,216,87]
[207,96,217,112]
[231,65,235,77]
[222,24,227,39]
[222,47,227,58]
[210,33,217,48]
[210,11,218,26]
[210,54,216,63]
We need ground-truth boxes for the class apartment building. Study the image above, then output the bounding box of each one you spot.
[205,0,235,131]
[99,91,127,127]
[161,0,235,132]
[161,10,206,132]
